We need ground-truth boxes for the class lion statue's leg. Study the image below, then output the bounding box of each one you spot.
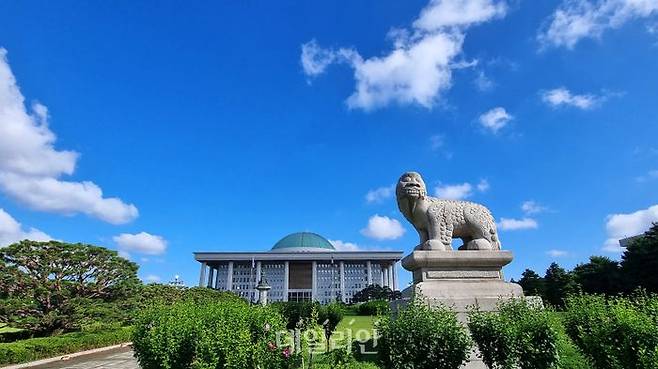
[424,223,452,251]
[465,238,493,250]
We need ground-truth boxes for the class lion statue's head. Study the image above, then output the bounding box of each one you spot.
[396,172,427,221]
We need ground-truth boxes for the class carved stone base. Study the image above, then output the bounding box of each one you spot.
[400,250,523,313]
[395,250,524,369]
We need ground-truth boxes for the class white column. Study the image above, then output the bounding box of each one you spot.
[208,267,215,288]
[311,261,317,301]
[227,261,234,291]
[283,261,289,302]
[383,266,389,287]
[386,265,391,290]
[199,262,207,287]
[339,261,346,303]
[392,262,398,291]
[366,261,372,286]
[255,261,262,302]
[215,267,221,290]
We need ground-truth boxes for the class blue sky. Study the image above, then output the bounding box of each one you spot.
[0,0,657,289]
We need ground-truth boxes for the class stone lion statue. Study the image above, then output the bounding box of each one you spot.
[396,171,501,251]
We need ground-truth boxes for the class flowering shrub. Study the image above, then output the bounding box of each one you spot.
[132,300,297,369]
[563,292,658,369]
[377,300,472,369]
[468,299,559,369]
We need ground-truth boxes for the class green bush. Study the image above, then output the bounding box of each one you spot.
[271,301,320,330]
[132,300,298,369]
[0,327,132,365]
[356,300,391,316]
[563,293,658,369]
[377,300,472,369]
[468,299,560,369]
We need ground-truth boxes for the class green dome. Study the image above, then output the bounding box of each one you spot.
[271,232,335,252]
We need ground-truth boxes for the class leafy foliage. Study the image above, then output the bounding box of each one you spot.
[318,303,345,347]
[572,256,622,296]
[468,299,560,369]
[356,300,391,316]
[132,299,298,369]
[621,223,658,293]
[351,285,401,303]
[563,292,658,369]
[0,241,140,334]
[517,269,545,297]
[377,300,472,369]
[544,263,579,308]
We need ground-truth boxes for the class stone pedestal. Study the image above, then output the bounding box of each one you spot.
[401,250,523,314]
[397,250,523,369]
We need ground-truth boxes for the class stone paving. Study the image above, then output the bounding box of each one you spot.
[27,348,138,369]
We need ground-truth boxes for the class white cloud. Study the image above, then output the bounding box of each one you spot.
[413,0,507,30]
[300,39,339,78]
[538,0,658,49]
[540,87,602,109]
[0,208,51,247]
[113,232,167,255]
[435,182,473,200]
[635,169,658,182]
[330,239,362,251]
[301,0,509,110]
[474,70,495,91]
[435,178,489,200]
[522,200,548,215]
[497,217,539,231]
[360,215,406,240]
[0,48,138,224]
[478,107,512,133]
[365,185,395,204]
[547,249,569,257]
[603,204,658,252]
[477,179,490,192]
[430,134,445,150]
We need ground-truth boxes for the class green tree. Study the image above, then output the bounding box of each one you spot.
[572,256,622,295]
[0,240,141,334]
[351,284,399,303]
[543,262,578,308]
[517,268,545,298]
[621,223,658,293]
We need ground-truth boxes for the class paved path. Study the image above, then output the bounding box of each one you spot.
[25,348,138,369]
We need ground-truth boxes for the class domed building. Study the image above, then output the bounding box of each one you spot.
[194,232,403,304]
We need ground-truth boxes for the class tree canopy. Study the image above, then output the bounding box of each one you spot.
[0,240,140,334]
[621,222,658,293]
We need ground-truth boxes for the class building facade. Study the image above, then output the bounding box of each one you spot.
[195,232,403,304]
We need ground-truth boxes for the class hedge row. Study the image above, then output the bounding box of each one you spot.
[132,299,297,369]
[355,300,390,316]
[0,326,132,365]
[563,292,658,369]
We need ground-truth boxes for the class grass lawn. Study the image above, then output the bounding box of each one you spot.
[0,323,23,334]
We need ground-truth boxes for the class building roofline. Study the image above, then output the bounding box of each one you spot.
[194,250,404,262]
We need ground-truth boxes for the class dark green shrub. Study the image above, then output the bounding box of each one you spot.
[318,303,345,350]
[356,300,391,316]
[0,327,132,365]
[271,301,319,330]
[468,299,559,369]
[378,300,472,369]
[563,293,658,369]
[132,300,297,369]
